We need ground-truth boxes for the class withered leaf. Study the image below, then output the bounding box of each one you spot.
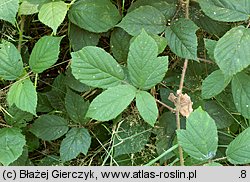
[168,92,193,117]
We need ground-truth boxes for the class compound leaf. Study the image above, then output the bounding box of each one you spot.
[128,30,168,90]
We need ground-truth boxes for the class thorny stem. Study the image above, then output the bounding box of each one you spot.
[176,0,190,166]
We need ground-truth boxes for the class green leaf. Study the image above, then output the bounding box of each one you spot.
[202,70,231,99]
[7,79,37,115]
[113,119,151,157]
[203,162,222,166]
[205,100,234,129]
[46,90,66,111]
[204,39,217,61]
[231,72,250,119]
[30,115,69,141]
[36,93,53,113]
[46,75,67,111]
[150,34,168,54]
[159,87,175,108]
[129,33,168,54]
[9,147,29,166]
[165,18,198,60]
[136,91,158,126]
[198,0,250,22]
[0,41,23,80]
[128,30,168,90]
[29,36,62,73]
[65,68,92,92]
[110,28,132,63]
[117,5,166,36]
[38,1,68,34]
[60,128,91,162]
[87,85,136,121]
[177,107,218,161]
[0,0,19,24]
[226,127,250,164]
[0,128,26,166]
[128,0,176,19]
[71,46,125,89]
[24,130,41,152]
[155,112,176,163]
[19,0,48,15]
[25,132,39,153]
[190,3,231,37]
[4,105,33,128]
[69,23,100,51]
[68,0,121,33]
[214,26,250,77]
[51,73,67,92]
[39,155,61,166]
[19,0,39,15]
[215,89,238,113]
[65,89,89,124]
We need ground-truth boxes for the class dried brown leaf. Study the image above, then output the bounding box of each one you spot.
[168,92,193,117]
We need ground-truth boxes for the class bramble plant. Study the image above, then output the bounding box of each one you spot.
[0,0,250,166]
